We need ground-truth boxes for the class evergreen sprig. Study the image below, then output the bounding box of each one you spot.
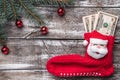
[0,0,74,45]
[16,0,44,26]
[0,14,7,45]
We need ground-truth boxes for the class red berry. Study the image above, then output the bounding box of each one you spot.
[57,7,65,16]
[15,20,23,28]
[40,26,48,35]
[1,46,9,55]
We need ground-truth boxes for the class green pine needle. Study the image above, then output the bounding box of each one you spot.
[0,0,74,45]
[0,14,7,45]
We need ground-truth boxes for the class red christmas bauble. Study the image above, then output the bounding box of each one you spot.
[40,26,48,35]
[57,7,65,16]
[15,20,23,28]
[1,46,9,55]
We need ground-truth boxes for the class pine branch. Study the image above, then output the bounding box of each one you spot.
[0,0,74,45]
[0,1,8,45]
[6,0,20,20]
[9,0,17,19]
[3,0,7,15]
[0,14,7,45]
[18,0,44,25]
[0,0,6,15]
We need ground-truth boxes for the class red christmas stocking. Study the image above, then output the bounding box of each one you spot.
[46,30,115,77]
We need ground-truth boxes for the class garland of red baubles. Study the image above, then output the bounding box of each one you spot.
[1,7,65,55]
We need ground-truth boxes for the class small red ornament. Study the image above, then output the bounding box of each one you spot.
[15,19,23,28]
[57,7,65,16]
[1,46,9,55]
[40,26,48,35]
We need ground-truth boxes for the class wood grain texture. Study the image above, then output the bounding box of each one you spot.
[0,39,85,69]
[0,70,51,80]
[2,0,120,80]
[7,7,120,39]
[35,0,120,7]
[0,40,119,79]
[0,70,107,80]
[74,0,120,7]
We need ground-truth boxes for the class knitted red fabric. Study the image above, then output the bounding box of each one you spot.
[46,30,115,77]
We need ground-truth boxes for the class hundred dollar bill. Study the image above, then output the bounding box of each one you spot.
[96,11,118,35]
[82,15,91,32]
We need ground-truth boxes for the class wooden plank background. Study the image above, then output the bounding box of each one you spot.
[1,0,120,80]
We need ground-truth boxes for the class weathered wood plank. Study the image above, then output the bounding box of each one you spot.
[0,39,120,69]
[0,39,84,70]
[3,0,120,80]
[74,0,120,7]
[7,8,120,39]
[0,70,105,80]
[0,70,52,80]
[0,68,120,80]
[0,39,120,79]
[0,40,39,69]
[35,0,120,7]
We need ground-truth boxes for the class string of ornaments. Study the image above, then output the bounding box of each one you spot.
[0,1,68,55]
[8,7,65,55]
